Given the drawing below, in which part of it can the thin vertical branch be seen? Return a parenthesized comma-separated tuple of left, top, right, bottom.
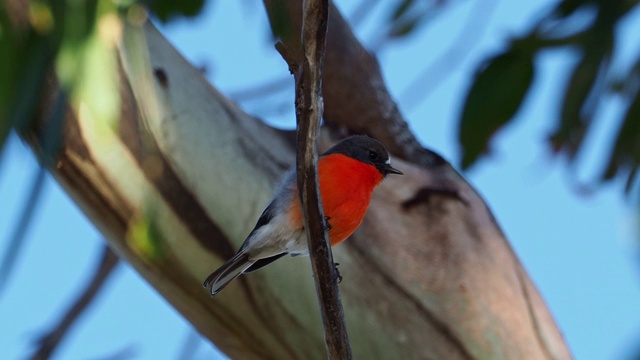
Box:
(293, 0, 352, 358)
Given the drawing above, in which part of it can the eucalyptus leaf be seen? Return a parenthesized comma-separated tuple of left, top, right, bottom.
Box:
(458, 49, 535, 169)
(266, 0, 293, 42)
(555, 0, 592, 18)
(149, 0, 206, 23)
(1, 2, 64, 149)
(389, 16, 421, 38)
(549, 18, 613, 160)
(390, 0, 415, 22)
(0, 12, 20, 150)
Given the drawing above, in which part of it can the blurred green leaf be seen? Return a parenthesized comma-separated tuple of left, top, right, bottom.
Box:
(0, 2, 60, 152)
(0, 0, 106, 154)
(55, 0, 99, 90)
(127, 211, 166, 262)
(266, 0, 293, 42)
(554, 0, 593, 18)
(609, 53, 640, 96)
(510, 0, 640, 201)
(548, 52, 604, 157)
(148, 0, 206, 23)
(0, 10, 19, 148)
(458, 49, 536, 169)
(390, 0, 415, 21)
(54, 0, 123, 139)
(386, 0, 436, 39)
(388, 16, 421, 38)
(548, 13, 613, 159)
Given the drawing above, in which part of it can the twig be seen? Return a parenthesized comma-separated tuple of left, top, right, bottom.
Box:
(29, 245, 119, 360)
(291, 0, 352, 358)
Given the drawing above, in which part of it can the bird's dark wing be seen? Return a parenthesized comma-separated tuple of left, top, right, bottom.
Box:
(244, 253, 287, 273)
(239, 201, 277, 252)
(237, 169, 296, 270)
(252, 202, 275, 232)
(239, 169, 296, 252)
(239, 202, 289, 272)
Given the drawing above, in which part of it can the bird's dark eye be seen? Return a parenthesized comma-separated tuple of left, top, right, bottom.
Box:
(368, 151, 378, 161)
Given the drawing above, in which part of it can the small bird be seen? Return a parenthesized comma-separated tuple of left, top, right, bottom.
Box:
(203, 135, 402, 296)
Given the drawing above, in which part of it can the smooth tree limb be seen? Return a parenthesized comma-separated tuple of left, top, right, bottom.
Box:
(292, 0, 352, 359)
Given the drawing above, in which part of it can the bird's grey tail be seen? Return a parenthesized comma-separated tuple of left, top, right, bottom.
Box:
(203, 251, 256, 297)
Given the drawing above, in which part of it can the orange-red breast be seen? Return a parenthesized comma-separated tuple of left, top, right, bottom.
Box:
(203, 135, 402, 296)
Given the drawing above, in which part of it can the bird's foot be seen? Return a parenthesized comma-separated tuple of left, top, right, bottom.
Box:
(324, 216, 332, 231)
(334, 262, 343, 284)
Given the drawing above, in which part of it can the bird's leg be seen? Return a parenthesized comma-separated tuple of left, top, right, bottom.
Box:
(322, 216, 340, 282)
(334, 262, 343, 284)
(324, 216, 332, 231)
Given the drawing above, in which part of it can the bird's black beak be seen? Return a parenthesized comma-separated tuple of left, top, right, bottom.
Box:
(383, 164, 403, 175)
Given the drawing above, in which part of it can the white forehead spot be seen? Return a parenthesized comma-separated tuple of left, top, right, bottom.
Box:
(386, 157, 391, 165)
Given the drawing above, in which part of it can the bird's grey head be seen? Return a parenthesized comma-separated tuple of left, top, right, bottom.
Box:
(323, 135, 403, 176)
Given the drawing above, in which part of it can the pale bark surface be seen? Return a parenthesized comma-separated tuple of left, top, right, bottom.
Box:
(26, 4, 572, 360)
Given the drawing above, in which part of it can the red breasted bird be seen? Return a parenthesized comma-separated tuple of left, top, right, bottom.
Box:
(203, 135, 403, 296)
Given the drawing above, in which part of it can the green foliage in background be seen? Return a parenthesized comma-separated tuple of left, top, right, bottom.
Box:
(0, 0, 206, 296)
(1, 0, 639, 357)
(0, 0, 205, 156)
(457, 0, 640, 200)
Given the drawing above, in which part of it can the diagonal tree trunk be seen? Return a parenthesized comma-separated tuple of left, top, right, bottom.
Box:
(24, 3, 572, 360)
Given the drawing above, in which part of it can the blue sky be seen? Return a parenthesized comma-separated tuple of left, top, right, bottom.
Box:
(2, 1, 640, 359)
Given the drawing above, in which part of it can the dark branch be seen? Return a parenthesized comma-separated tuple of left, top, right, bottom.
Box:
(291, 0, 352, 358)
(29, 245, 119, 360)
